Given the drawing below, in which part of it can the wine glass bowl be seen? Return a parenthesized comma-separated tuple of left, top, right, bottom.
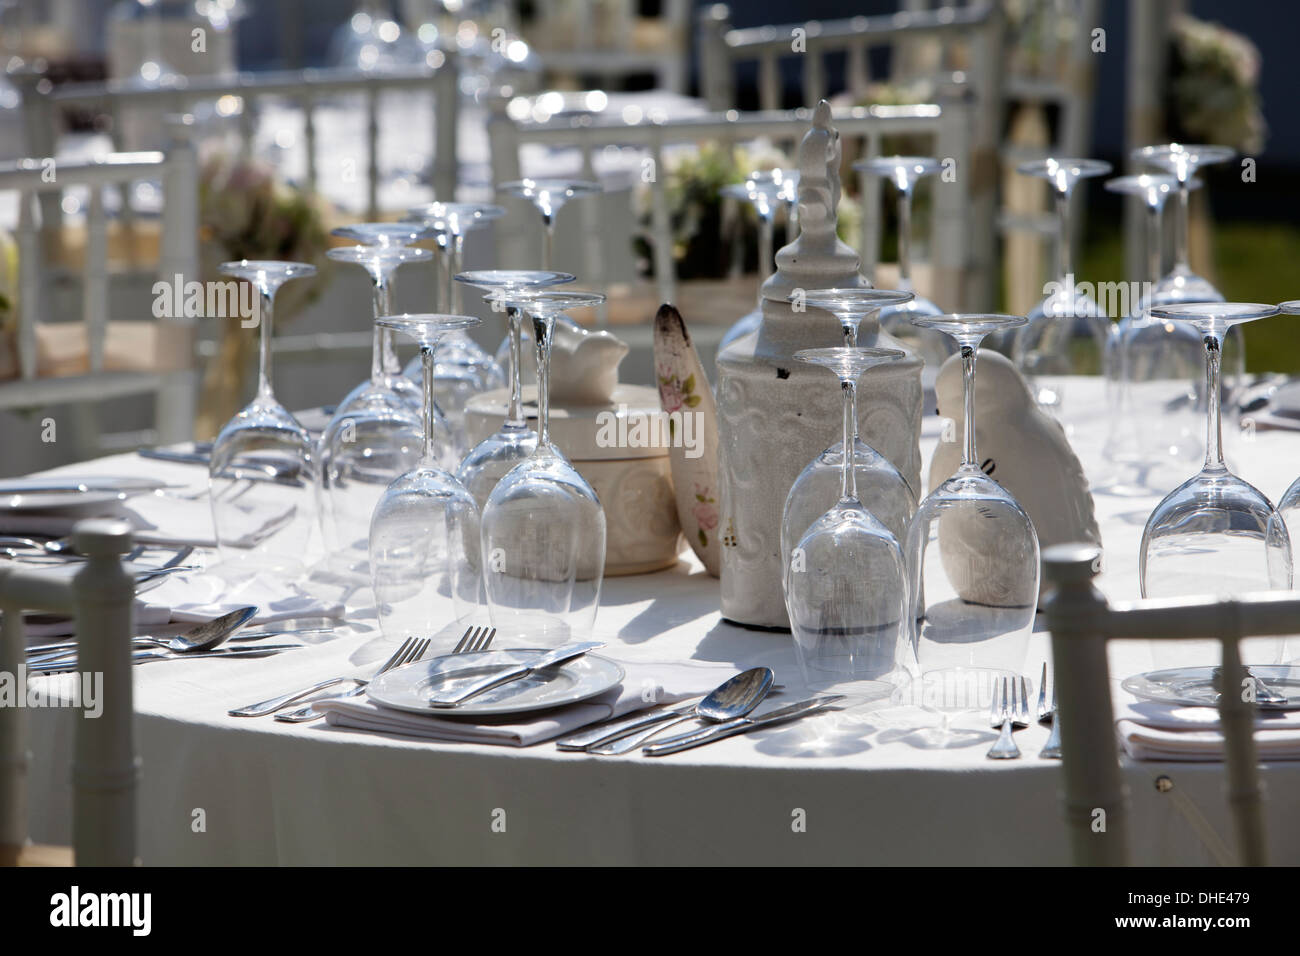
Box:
(783, 346, 913, 700)
(369, 313, 484, 644)
(480, 289, 607, 646)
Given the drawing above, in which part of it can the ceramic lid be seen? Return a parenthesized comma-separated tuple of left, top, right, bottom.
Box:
(464, 383, 679, 460)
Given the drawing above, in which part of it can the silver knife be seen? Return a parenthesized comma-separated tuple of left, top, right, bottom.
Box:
(30, 644, 300, 671)
(642, 695, 845, 757)
(554, 696, 705, 751)
(426, 642, 604, 708)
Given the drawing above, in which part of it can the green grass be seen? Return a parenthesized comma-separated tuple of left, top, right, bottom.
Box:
(1078, 222, 1300, 373)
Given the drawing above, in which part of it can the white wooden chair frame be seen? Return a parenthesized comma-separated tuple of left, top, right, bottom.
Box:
(694, 3, 1002, 309)
(1043, 543, 1278, 866)
(10, 57, 461, 224)
(0, 519, 138, 866)
(0, 114, 200, 451)
(487, 97, 974, 315)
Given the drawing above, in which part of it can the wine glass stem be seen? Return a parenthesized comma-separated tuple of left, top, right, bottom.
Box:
(420, 344, 437, 465)
(961, 344, 978, 468)
(897, 187, 913, 288)
(370, 267, 400, 374)
(840, 377, 858, 501)
(1203, 333, 1225, 471)
(450, 233, 464, 313)
(1054, 186, 1073, 283)
(533, 312, 555, 447)
(1145, 200, 1164, 286)
(1175, 182, 1191, 270)
(370, 323, 384, 384)
(542, 214, 555, 271)
(256, 285, 274, 398)
(433, 235, 448, 312)
(505, 306, 525, 428)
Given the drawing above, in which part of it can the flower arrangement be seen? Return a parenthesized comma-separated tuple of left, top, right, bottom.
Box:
(634, 140, 862, 280)
(194, 150, 332, 437)
(1168, 14, 1267, 154)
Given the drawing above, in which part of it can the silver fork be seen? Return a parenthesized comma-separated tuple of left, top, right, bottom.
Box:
(230, 635, 420, 717)
(272, 625, 495, 723)
(1040, 667, 1062, 760)
(987, 675, 1029, 760)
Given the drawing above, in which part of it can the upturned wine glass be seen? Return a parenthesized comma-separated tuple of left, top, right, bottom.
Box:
(781, 289, 918, 558)
(369, 313, 484, 645)
(327, 226, 432, 414)
(853, 156, 954, 371)
(1099, 174, 1205, 494)
(1140, 303, 1290, 597)
(1133, 143, 1234, 303)
(209, 260, 318, 579)
(1011, 158, 1113, 418)
(480, 289, 607, 647)
(1272, 301, 1300, 614)
(783, 346, 913, 702)
(905, 314, 1038, 718)
(403, 202, 508, 453)
(717, 169, 800, 353)
(454, 269, 575, 510)
(498, 178, 602, 271)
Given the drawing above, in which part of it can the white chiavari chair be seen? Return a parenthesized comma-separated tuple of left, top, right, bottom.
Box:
(694, 2, 1002, 310)
(0, 113, 199, 458)
(487, 94, 975, 320)
(1043, 543, 1277, 866)
(0, 519, 138, 867)
(10, 55, 461, 224)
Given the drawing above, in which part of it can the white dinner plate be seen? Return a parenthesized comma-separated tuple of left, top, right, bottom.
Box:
(0, 476, 169, 512)
(366, 648, 625, 717)
(1123, 665, 1300, 710)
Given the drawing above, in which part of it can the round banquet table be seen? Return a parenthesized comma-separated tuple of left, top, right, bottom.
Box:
(21, 378, 1300, 865)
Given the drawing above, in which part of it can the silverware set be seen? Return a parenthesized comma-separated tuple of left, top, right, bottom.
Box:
(984, 665, 1061, 761)
(553, 666, 842, 757)
(24, 606, 310, 673)
(231, 626, 495, 721)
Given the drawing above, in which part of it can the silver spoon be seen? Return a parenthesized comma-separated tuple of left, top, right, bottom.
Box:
(135, 605, 260, 653)
(586, 666, 775, 755)
(26, 605, 259, 659)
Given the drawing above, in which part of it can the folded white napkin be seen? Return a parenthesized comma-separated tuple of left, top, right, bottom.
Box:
(145, 570, 345, 627)
(0, 492, 292, 550)
(318, 657, 738, 747)
(1116, 699, 1300, 762)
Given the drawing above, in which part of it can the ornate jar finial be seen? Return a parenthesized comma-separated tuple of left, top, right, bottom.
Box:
(765, 100, 863, 300)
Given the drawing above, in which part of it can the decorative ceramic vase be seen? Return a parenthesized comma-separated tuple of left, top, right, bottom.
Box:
(465, 321, 683, 577)
(715, 102, 923, 628)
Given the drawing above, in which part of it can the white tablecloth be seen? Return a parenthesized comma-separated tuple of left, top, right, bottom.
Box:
(22, 379, 1300, 865)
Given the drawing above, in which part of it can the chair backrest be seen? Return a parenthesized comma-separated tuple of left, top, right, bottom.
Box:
(487, 95, 976, 315)
(1042, 543, 1280, 866)
(527, 0, 691, 93)
(0, 114, 200, 452)
(10, 57, 461, 221)
(0, 519, 138, 866)
(695, 3, 1002, 309)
